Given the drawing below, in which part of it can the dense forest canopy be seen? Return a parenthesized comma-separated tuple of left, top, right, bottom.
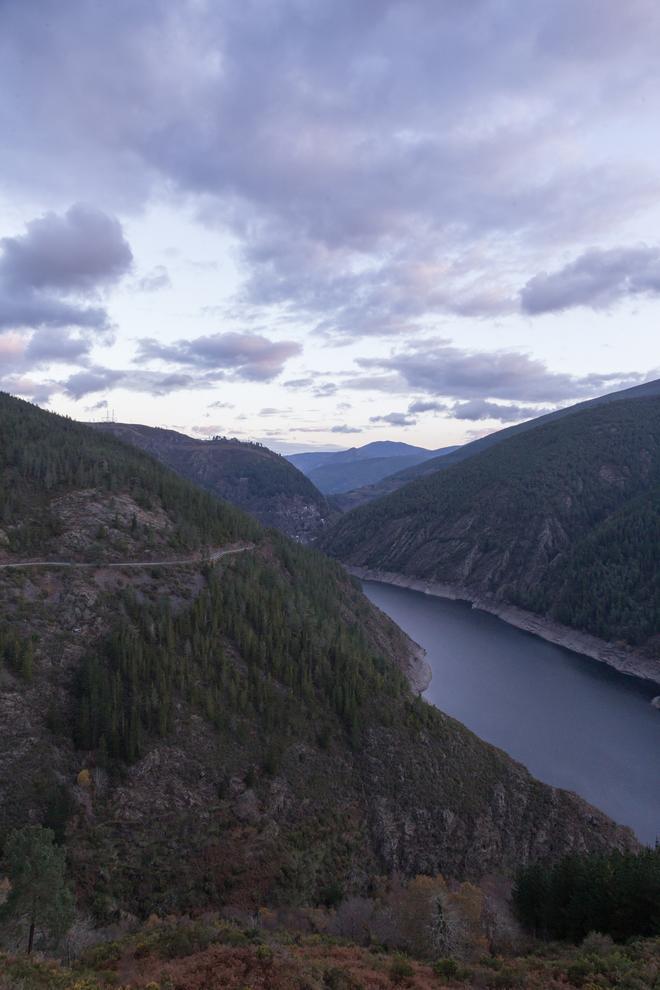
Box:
(323, 396, 660, 652)
(0, 393, 258, 553)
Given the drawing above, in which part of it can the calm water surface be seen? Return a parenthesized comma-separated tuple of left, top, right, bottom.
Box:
(362, 580, 660, 845)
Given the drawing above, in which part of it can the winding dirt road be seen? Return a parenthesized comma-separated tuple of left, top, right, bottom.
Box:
(0, 543, 253, 570)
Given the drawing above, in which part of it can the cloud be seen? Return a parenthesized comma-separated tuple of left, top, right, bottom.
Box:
(24, 327, 92, 364)
(136, 331, 301, 381)
(370, 411, 417, 427)
(259, 406, 291, 416)
(284, 377, 314, 389)
(450, 399, 556, 421)
(62, 367, 207, 400)
(136, 265, 171, 292)
(408, 398, 447, 414)
(521, 245, 660, 314)
(2, 2, 660, 342)
(0, 204, 132, 334)
(359, 339, 653, 404)
(1, 203, 132, 293)
(290, 423, 362, 434)
(207, 399, 234, 409)
(313, 382, 338, 397)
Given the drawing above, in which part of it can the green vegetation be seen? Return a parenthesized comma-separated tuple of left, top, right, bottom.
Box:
(91, 422, 330, 539)
(74, 539, 409, 762)
(0, 826, 74, 954)
(523, 488, 660, 644)
(514, 846, 660, 942)
(324, 396, 660, 652)
(0, 623, 34, 681)
(0, 391, 637, 926)
(1, 916, 660, 990)
(0, 392, 257, 553)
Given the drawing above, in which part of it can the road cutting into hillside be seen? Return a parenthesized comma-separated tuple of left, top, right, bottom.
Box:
(0, 543, 253, 570)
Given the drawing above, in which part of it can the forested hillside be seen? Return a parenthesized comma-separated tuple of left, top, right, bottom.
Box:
(0, 392, 635, 924)
(0, 394, 254, 558)
(336, 377, 660, 509)
(90, 422, 332, 542)
(323, 395, 660, 659)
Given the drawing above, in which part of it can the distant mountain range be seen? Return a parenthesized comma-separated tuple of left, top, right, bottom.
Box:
(90, 422, 333, 541)
(322, 379, 660, 666)
(288, 440, 459, 494)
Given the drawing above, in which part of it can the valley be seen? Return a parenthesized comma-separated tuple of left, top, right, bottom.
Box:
(2, 393, 637, 935)
(362, 579, 660, 845)
(3, 4, 660, 982)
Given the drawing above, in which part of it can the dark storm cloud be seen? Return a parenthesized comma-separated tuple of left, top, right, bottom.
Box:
(521, 245, 660, 314)
(2, 1, 660, 336)
(358, 341, 652, 403)
(136, 331, 301, 381)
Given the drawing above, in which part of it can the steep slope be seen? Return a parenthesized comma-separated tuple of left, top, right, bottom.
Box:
(292, 441, 458, 495)
(89, 422, 332, 542)
(0, 394, 636, 923)
(338, 377, 660, 508)
(323, 396, 660, 666)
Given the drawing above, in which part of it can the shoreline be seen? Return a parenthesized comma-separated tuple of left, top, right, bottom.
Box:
(348, 565, 660, 689)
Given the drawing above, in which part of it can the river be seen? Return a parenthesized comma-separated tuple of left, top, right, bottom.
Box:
(362, 580, 660, 846)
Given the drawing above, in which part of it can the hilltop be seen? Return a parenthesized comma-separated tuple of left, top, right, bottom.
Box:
(89, 422, 332, 542)
(0, 392, 636, 925)
(289, 441, 457, 495)
(322, 394, 660, 674)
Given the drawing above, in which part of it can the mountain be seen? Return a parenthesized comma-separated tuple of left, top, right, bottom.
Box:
(289, 441, 458, 494)
(0, 392, 635, 922)
(323, 393, 660, 665)
(335, 378, 660, 508)
(89, 422, 332, 542)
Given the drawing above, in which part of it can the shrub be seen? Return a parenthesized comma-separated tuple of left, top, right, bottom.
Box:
(434, 957, 461, 979)
(389, 954, 414, 984)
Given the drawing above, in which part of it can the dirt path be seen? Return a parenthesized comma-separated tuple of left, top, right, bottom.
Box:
(0, 543, 253, 570)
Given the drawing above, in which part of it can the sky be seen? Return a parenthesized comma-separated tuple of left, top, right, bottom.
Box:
(1, 0, 659, 453)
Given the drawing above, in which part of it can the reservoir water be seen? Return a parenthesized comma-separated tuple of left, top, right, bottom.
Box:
(362, 580, 660, 846)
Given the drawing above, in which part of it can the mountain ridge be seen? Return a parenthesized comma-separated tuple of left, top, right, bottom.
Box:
(335, 377, 660, 508)
(88, 421, 333, 542)
(322, 393, 660, 672)
(290, 441, 459, 494)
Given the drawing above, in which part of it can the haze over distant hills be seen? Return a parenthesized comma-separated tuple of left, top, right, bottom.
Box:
(323, 384, 660, 667)
(288, 440, 459, 494)
(90, 422, 333, 542)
